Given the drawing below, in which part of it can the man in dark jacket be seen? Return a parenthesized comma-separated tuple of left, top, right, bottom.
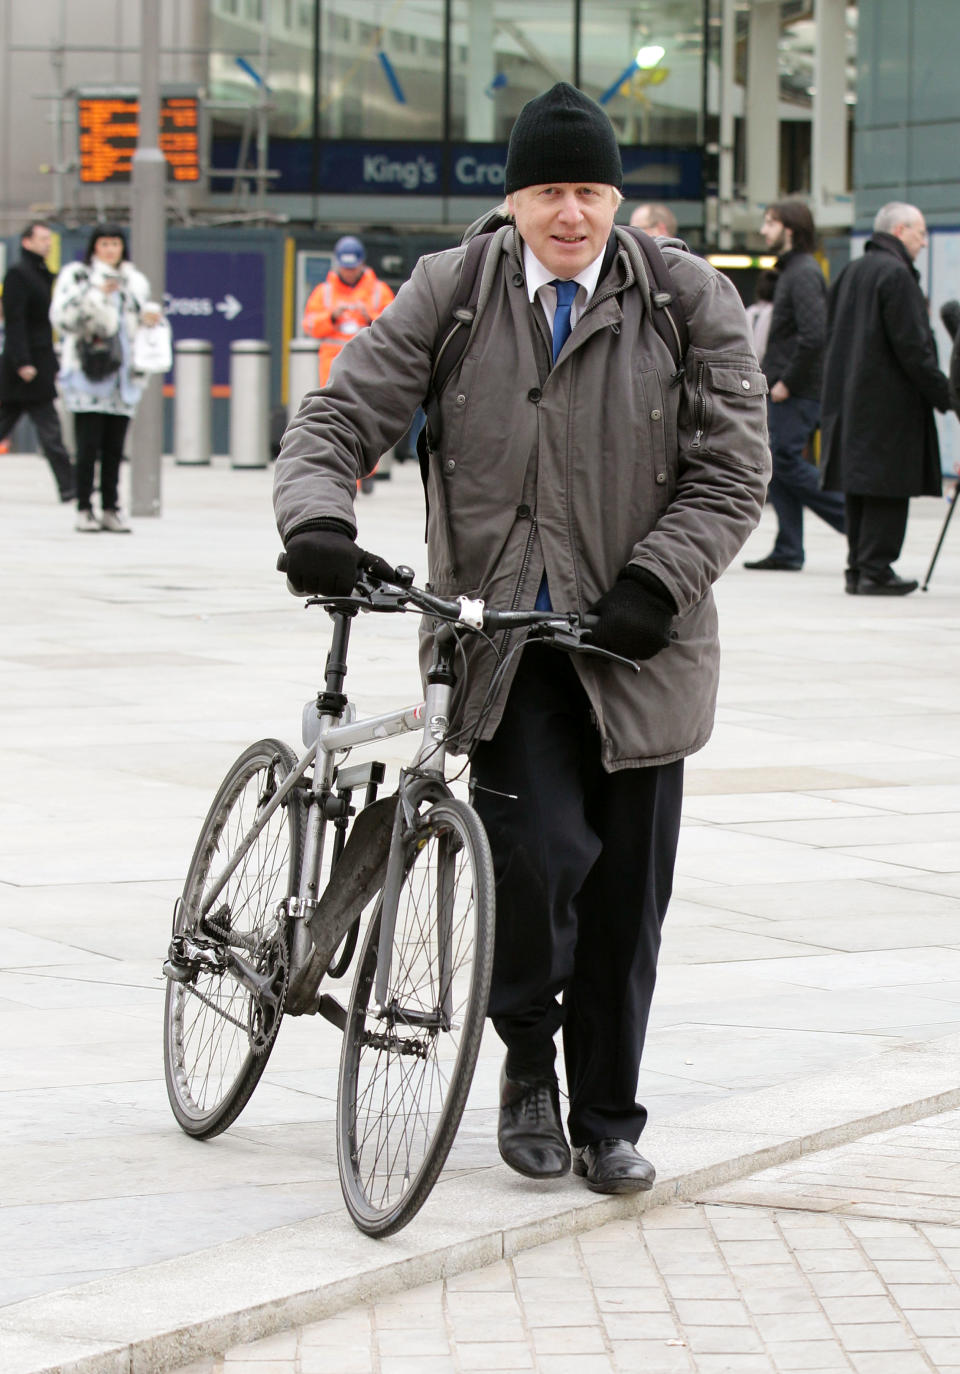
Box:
(275, 84, 769, 1196)
(745, 199, 845, 573)
(0, 222, 75, 501)
(821, 203, 951, 595)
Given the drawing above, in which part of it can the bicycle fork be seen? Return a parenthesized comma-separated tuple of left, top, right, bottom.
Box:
(373, 627, 458, 1015)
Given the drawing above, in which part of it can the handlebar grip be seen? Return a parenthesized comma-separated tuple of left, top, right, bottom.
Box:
(276, 552, 288, 574)
(357, 548, 401, 583)
(581, 613, 600, 636)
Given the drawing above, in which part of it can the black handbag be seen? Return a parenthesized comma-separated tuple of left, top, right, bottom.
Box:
(78, 331, 123, 381)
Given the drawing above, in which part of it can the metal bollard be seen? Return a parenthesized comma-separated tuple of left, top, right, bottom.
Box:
(229, 339, 270, 469)
(173, 339, 212, 466)
(288, 336, 320, 425)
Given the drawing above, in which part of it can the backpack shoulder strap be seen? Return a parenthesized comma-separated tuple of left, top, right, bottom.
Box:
(427, 231, 494, 403)
(417, 232, 497, 510)
(621, 226, 690, 375)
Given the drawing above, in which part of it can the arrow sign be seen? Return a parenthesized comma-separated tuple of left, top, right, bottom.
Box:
(216, 293, 242, 321)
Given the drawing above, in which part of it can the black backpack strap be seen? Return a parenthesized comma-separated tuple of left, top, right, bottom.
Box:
(417, 230, 496, 498)
(622, 226, 689, 379)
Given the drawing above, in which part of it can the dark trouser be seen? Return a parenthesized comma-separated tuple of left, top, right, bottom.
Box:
(0, 400, 74, 498)
(74, 411, 129, 513)
(767, 396, 846, 564)
(845, 493, 910, 582)
(471, 646, 684, 1147)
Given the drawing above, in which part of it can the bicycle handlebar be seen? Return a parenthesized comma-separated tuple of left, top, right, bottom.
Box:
(277, 547, 637, 668)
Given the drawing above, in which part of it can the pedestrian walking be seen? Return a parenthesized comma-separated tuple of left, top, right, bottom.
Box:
(0, 221, 75, 502)
(821, 202, 952, 595)
(745, 199, 845, 572)
(275, 84, 770, 1195)
(50, 223, 159, 534)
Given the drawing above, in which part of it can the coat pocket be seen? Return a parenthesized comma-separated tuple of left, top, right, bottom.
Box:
(688, 353, 768, 470)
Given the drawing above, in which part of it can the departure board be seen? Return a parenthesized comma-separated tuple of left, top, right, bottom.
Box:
(77, 89, 201, 184)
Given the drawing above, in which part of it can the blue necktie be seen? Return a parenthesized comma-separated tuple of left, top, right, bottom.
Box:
(551, 278, 578, 363)
(535, 280, 579, 612)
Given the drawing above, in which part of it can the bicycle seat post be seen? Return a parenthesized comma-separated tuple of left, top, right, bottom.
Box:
(292, 610, 355, 975)
(313, 611, 353, 788)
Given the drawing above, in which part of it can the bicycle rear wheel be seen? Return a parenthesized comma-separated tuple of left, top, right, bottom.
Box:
(337, 797, 495, 1237)
(163, 739, 304, 1138)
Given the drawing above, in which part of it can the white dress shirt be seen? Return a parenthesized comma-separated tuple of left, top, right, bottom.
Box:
(521, 242, 606, 334)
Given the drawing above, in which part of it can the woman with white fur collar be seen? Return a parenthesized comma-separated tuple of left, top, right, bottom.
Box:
(51, 222, 158, 533)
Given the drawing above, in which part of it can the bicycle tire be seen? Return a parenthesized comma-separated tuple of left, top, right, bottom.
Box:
(337, 796, 495, 1236)
(163, 738, 305, 1138)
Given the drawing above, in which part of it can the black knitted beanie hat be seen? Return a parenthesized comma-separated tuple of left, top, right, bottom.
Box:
(504, 82, 622, 194)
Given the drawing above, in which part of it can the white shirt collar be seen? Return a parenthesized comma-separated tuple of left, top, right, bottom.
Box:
(520, 241, 606, 326)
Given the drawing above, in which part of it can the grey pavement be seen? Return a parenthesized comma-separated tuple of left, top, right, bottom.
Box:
(177, 1106, 960, 1374)
(2, 451, 960, 1373)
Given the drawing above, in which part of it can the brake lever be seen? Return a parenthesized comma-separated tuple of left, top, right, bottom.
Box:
(530, 624, 642, 674)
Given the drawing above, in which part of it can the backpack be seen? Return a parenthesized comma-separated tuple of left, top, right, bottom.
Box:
(416, 219, 690, 495)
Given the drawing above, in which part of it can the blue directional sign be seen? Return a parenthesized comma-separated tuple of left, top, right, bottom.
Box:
(163, 250, 266, 383)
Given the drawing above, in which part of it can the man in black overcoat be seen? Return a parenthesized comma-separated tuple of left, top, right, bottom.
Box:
(0, 221, 75, 501)
(821, 202, 950, 595)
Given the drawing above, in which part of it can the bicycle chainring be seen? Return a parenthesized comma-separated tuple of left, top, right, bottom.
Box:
(248, 918, 290, 1055)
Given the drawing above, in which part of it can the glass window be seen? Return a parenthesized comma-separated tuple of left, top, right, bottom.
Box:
(319, 0, 446, 138)
(579, 1, 705, 147)
(450, 0, 575, 143)
(209, 0, 317, 140)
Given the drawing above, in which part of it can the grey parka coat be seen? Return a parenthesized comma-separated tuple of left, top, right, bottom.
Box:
(275, 225, 771, 769)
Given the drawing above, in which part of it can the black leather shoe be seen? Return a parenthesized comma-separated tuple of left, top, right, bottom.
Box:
(845, 570, 859, 595)
(743, 555, 803, 571)
(858, 573, 918, 596)
(498, 1065, 570, 1179)
(572, 1138, 656, 1194)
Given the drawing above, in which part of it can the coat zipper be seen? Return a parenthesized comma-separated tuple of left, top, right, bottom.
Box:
(690, 361, 705, 449)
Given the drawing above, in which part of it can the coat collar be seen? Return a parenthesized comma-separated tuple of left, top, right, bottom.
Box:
(867, 231, 920, 281)
(20, 247, 52, 278)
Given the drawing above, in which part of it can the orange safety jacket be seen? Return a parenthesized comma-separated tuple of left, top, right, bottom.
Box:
(302, 267, 395, 385)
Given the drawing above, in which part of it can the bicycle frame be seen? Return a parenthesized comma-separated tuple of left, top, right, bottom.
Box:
(195, 606, 459, 1009)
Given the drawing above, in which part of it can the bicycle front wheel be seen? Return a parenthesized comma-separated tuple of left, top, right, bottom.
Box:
(337, 797, 495, 1236)
(163, 739, 304, 1138)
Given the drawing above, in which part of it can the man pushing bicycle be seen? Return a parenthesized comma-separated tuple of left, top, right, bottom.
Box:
(275, 83, 770, 1195)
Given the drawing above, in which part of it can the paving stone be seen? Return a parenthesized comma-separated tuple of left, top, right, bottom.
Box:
(832, 1322, 918, 1351)
(530, 1326, 608, 1354)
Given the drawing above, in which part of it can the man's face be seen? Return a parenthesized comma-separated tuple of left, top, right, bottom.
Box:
(761, 212, 787, 253)
(23, 225, 52, 259)
(896, 214, 928, 261)
(336, 262, 365, 285)
(508, 183, 618, 279)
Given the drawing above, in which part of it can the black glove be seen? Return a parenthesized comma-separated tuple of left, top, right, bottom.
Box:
(283, 525, 361, 595)
(588, 567, 676, 661)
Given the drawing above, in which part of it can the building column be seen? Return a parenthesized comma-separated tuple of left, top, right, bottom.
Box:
(465, 0, 495, 141)
(746, 0, 780, 215)
(812, 0, 849, 219)
(717, 0, 737, 249)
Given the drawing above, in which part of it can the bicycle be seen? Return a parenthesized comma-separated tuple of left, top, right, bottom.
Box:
(161, 550, 627, 1236)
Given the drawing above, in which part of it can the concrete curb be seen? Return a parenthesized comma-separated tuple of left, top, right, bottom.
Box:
(6, 1033, 960, 1374)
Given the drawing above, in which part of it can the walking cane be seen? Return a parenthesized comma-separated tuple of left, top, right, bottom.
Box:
(922, 485, 958, 591)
